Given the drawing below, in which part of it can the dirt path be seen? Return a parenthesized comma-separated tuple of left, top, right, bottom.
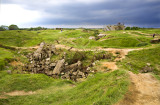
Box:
(5, 91, 36, 96)
(116, 72, 160, 105)
(0, 91, 36, 99)
(101, 62, 118, 71)
(0, 96, 7, 99)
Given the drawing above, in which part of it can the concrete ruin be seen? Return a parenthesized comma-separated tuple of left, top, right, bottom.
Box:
(97, 34, 107, 38)
(150, 39, 160, 43)
(23, 42, 87, 81)
(104, 23, 125, 31)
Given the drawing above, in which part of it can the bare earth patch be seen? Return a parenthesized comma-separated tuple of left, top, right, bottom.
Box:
(5, 91, 36, 96)
(0, 96, 7, 99)
(102, 62, 118, 71)
(116, 72, 160, 105)
(10, 61, 23, 67)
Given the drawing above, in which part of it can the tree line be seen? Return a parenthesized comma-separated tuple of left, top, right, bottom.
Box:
(0, 24, 47, 31)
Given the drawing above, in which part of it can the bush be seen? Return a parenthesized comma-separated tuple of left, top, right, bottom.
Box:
(125, 27, 131, 30)
(27, 27, 47, 31)
(9, 24, 19, 30)
(0, 27, 5, 31)
(136, 42, 149, 47)
(125, 27, 140, 30)
(131, 27, 140, 30)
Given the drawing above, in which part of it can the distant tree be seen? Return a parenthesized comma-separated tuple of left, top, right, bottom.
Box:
(125, 27, 131, 30)
(9, 24, 19, 30)
(131, 27, 140, 30)
(0, 27, 5, 31)
(125, 26, 140, 30)
(0, 25, 9, 31)
(27, 26, 47, 31)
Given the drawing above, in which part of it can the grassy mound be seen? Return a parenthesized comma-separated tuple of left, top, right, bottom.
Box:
(0, 70, 129, 105)
(67, 36, 151, 48)
(0, 29, 154, 48)
(118, 45, 160, 75)
(0, 48, 14, 70)
(102, 37, 150, 48)
(0, 30, 42, 47)
(0, 71, 60, 94)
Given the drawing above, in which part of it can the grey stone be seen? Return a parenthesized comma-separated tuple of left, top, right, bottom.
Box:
(7, 70, 12, 74)
(89, 36, 96, 40)
(53, 59, 65, 75)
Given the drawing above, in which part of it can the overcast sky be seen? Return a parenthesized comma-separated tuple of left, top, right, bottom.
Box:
(0, 0, 160, 28)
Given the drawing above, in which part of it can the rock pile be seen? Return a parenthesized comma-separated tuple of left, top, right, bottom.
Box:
(150, 39, 160, 43)
(23, 42, 87, 81)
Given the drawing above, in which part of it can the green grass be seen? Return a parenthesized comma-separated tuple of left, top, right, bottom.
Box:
(1, 28, 159, 105)
(37, 29, 92, 43)
(64, 36, 151, 49)
(118, 45, 160, 74)
(0, 48, 14, 70)
(51, 49, 113, 67)
(0, 70, 129, 105)
(0, 30, 42, 47)
(0, 29, 154, 48)
(138, 28, 160, 34)
(154, 74, 160, 81)
(0, 71, 64, 94)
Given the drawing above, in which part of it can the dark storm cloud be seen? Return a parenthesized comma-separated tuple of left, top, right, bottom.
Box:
(2, 0, 160, 27)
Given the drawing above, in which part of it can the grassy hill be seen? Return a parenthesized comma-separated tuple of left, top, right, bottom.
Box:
(0, 48, 14, 70)
(0, 70, 129, 105)
(0, 29, 157, 48)
(118, 45, 160, 75)
(0, 28, 160, 105)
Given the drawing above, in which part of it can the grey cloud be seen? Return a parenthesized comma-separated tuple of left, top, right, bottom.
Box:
(2, 0, 160, 27)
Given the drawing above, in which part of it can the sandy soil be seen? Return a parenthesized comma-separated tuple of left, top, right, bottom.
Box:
(5, 91, 36, 96)
(116, 72, 160, 105)
(10, 61, 23, 67)
(101, 62, 118, 71)
(0, 91, 36, 99)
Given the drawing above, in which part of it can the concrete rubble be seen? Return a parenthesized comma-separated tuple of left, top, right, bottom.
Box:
(89, 36, 96, 40)
(150, 39, 160, 43)
(97, 34, 107, 38)
(23, 42, 87, 81)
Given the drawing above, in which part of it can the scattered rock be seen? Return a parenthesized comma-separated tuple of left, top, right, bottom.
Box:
(140, 66, 153, 73)
(89, 36, 96, 40)
(7, 70, 12, 74)
(150, 39, 160, 43)
(146, 63, 151, 66)
(98, 34, 106, 38)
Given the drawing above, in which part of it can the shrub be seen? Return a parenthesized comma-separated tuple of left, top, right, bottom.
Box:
(125, 27, 131, 30)
(125, 27, 140, 30)
(136, 42, 149, 47)
(0, 27, 5, 31)
(9, 24, 19, 30)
